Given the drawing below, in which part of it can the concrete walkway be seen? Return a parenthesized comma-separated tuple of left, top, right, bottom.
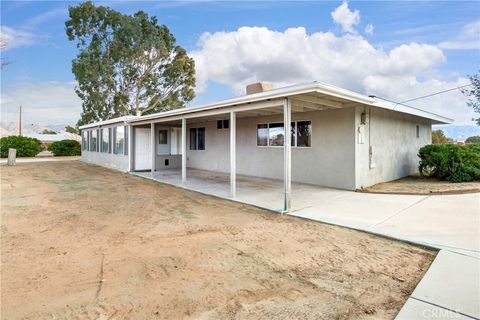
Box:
(133, 169, 480, 319)
(0, 156, 80, 164)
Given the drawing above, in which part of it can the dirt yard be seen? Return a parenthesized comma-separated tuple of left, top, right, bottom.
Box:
(363, 174, 480, 195)
(1, 162, 435, 320)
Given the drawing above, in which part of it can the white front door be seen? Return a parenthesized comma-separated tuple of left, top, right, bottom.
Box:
(134, 127, 151, 171)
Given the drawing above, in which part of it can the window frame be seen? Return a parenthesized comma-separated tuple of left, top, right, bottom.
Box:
(189, 127, 206, 151)
(114, 126, 125, 155)
(158, 129, 168, 145)
(100, 128, 110, 153)
(216, 119, 230, 129)
(89, 129, 98, 152)
(81, 131, 87, 151)
(256, 121, 312, 148)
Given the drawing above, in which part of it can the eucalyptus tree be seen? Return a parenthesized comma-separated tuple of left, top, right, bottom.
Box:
(66, 1, 195, 125)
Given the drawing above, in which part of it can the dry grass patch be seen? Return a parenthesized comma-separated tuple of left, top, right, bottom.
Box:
(1, 162, 435, 319)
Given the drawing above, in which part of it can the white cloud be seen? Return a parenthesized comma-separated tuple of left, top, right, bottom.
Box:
(0, 26, 36, 50)
(190, 27, 475, 124)
(0, 81, 82, 125)
(331, 1, 360, 33)
(438, 20, 480, 50)
(364, 23, 374, 35)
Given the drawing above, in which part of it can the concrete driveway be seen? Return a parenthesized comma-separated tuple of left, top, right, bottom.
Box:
(288, 189, 480, 320)
(289, 189, 480, 258)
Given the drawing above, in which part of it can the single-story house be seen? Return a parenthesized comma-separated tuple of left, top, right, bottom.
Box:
(79, 82, 452, 211)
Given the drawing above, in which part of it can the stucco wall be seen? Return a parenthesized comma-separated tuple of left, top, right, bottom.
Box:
(81, 151, 129, 172)
(354, 106, 432, 189)
(185, 108, 357, 190)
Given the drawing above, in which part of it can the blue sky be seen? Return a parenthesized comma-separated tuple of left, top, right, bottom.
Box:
(1, 1, 479, 126)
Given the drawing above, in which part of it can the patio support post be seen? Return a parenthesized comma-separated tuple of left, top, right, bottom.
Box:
(283, 98, 292, 212)
(230, 111, 236, 198)
(181, 118, 187, 183)
(128, 125, 133, 172)
(150, 123, 155, 173)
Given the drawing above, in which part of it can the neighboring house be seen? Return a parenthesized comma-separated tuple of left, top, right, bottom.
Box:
(79, 82, 452, 210)
(24, 132, 81, 150)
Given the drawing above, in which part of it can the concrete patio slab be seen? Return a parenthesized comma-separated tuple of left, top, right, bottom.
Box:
(402, 250, 480, 319)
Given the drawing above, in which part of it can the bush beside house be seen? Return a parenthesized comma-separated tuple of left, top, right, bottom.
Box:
(48, 139, 81, 156)
(418, 144, 480, 182)
(0, 136, 42, 158)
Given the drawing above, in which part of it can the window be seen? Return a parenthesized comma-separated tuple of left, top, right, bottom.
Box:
(416, 125, 420, 138)
(189, 127, 205, 150)
(269, 123, 284, 146)
(81, 131, 87, 151)
(90, 129, 97, 151)
(197, 128, 205, 150)
(296, 121, 312, 147)
(257, 124, 268, 146)
(114, 126, 125, 154)
(189, 128, 197, 150)
(217, 119, 230, 129)
(159, 129, 168, 144)
(101, 128, 109, 153)
(257, 121, 312, 147)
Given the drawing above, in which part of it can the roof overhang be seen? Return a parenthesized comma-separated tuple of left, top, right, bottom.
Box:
(79, 82, 453, 129)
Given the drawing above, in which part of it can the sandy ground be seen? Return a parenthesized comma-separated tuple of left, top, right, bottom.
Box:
(1, 162, 435, 320)
(363, 175, 480, 195)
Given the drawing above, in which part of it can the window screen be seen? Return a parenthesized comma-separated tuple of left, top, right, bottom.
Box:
(159, 130, 168, 144)
(197, 128, 205, 150)
(189, 128, 197, 150)
(114, 126, 125, 154)
(90, 130, 97, 151)
(101, 128, 109, 153)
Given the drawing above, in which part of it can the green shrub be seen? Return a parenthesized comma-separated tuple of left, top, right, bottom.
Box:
(0, 136, 41, 158)
(48, 140, 81, 156)
(418, 144, 480, 182)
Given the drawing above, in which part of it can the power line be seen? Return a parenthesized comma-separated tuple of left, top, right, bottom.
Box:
(370, 84, 472, 115)
(399, 84, 471, 103)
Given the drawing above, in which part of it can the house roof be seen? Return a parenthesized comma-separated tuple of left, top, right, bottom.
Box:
(24, 132, 81, 142)
(79, 82, 453, 129)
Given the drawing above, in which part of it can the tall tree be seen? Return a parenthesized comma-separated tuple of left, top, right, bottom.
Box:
(66, 2, 195, 126)
(462, 71, 479, 126)
(431, 129, 452, 144)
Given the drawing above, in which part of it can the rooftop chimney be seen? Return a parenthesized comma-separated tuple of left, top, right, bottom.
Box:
(246, 82, 273, 95)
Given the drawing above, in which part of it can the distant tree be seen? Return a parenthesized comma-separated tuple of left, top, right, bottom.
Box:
(465, 135, 480, 144)
(41, 129, 57, 134)
(65, 125, 79, 135)
(65, 1, 195, 127)
(462, 71, 480, 126)
(432, 130, 452, 144)
(0, 37, 12, 69)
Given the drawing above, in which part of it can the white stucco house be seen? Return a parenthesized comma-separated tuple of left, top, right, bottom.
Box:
(79, 82, 452, 211)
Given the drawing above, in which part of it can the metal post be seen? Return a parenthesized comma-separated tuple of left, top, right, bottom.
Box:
(283, 98, 292, 212)
(150, 123, 155, 173)
(230, 111, 236, 198)
(181, 118, 187, 183)
(128, 125, 133, 172)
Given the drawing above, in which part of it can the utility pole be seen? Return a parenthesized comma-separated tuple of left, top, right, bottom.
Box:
(19, 105, 22, 136)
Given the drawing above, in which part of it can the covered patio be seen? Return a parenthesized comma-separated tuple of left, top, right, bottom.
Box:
(132, 167, 338, 213)
(127, 83, 374, 212)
